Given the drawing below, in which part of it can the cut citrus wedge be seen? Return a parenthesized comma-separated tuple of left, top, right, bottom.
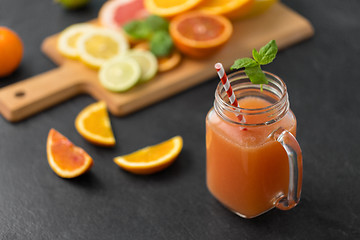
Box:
(77, 28, 129, 68)
(144, 0, 204, 18)
(194, 0, 254, 20)
(99, 56, 141, 92)
(157, 50, 182, 72)
(47, 129, 93, 178)
(126, 49, 158, 82)
(133, 42, 182, 72)
(57, 23, 97, 59)
(99, 0, 149, 30)
(114, 136, 183, 174)
(169, 11, 233, 58)
(75, 101, 116, 147)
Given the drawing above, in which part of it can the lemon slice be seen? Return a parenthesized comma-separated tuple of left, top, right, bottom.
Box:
(126, 49, 158, 82)
(99, 56, 141, 92)
(57, 23, 96, 59)
(77, 28, 129, 68)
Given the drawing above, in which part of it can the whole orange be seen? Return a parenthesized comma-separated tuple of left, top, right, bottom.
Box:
(0, 26, 23, 77)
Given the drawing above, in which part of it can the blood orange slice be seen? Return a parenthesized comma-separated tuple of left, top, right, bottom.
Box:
(169, 11, 233, 58)
(99, 0, 149, 30)
(47, 129, 93, 178)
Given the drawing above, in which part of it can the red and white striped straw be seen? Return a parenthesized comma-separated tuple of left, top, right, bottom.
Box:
(215, 63, 243, 121)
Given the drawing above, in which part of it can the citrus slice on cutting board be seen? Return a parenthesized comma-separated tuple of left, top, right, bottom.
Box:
(99, 56, 141, 92)
(114, 136, 183, 174)
(57, 23, 97, 59)
(126, 49, 158, 82)
(194, 0, 254, 20)
(157, 50, 182, 72)
(133, 42, 182, 72)
(75, 101, 116, 146)
(169, 11, 233, 58)
(241, 0, 278, 18)
(144, 0, 204, 18)
(47, 129, 93, 178)
(99, 0, 149, 30)
(77, 28, 129, 68)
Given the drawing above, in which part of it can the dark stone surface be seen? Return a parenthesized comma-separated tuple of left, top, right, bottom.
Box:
(0, 0, 359, 239)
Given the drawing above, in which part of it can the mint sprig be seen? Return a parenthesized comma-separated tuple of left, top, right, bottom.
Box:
(231, 40, 278, 86)
(150, 30, 173, 57)
(123, 15, 173, 57)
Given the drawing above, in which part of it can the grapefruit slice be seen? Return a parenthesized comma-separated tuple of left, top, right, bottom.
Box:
(47, 129, 93, 178)
(99, 0, 149, 30)
(169, 11, 233, 58)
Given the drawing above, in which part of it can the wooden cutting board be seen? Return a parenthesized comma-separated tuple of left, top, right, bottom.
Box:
(0, 3, 314, 122)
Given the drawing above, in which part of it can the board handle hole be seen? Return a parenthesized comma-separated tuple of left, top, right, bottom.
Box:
(15, 91, 25, 98)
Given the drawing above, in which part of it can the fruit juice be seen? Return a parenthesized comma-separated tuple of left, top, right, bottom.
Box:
(206, 96, 297, 218)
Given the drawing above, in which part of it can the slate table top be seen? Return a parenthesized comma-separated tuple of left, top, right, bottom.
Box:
(0, 0, 359, 239)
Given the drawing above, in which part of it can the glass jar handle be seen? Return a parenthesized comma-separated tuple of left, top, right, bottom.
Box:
(271, 127, 303, 210)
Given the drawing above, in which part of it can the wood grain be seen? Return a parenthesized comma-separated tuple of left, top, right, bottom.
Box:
(0, 3, 314, 122)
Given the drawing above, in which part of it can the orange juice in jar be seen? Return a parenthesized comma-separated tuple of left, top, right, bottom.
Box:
(206, 70, 303, 218)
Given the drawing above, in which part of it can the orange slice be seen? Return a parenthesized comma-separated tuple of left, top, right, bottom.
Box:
(194, 0, 254, 20)
(114, 136, 183, 174)
(157, 50, 182, 72)
(133, 41, 182, 72)
(75, 101, 116, 147)
(144, 0, 204, 18)
(47, 129, 93, 178)
(169, 11, 233, 58)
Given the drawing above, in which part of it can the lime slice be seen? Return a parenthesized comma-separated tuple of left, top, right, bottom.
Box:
(57, 23, 96, 59)
(77, 28, 129, 68)
(99, 56, 141, 92)
(126, 49, 158, 82)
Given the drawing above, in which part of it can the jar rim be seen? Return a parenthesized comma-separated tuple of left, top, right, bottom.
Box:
(215, 70, 288, 112)
(214, 70, 289, 126)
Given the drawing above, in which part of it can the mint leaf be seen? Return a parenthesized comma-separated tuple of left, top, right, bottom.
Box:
(150, 30, 173, 57)
(257, 40, 278, 65)
(123, 20, 152, 40)
(229, 40, 278, 88)
(244, 65, 268, 84)
(231, 58, 258, 70)
(252, 48, 261, 63)
(123, 15, 172, 56)
(145, 15, 169, 32)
